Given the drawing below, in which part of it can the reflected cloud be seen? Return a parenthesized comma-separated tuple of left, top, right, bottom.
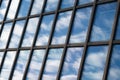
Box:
(0, 52, 4, 66)
(79, 0, 94, 5)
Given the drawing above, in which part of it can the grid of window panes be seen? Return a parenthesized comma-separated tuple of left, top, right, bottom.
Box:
(0, 0, 120, 80)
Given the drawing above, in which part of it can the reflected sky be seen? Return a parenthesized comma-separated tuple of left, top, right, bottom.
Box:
(69, 7, 92, 43)
(0, 23, 12, 49)
(79, 0, 93, 5)
(51, 11, 72, 45)
(115, 15, 120, 40)
(42, 48, 63, 80)
(0, 52, 4, 66)
(36, 14, 54, 46)
(12, 50, 30, 80)
(107, 45, 120, 80)
(82, 46, 108, 80)
(9, 20, 25, 48)
(90, 2, 117, 42)
(22, 17, 39, 47)
(0, 51, 16, 80)
(26, 50, 45, 80)
(61, 47, 84, 80)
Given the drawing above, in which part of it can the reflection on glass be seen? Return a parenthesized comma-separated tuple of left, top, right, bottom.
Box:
(51, 11, 72, 44)
(45, 0, 59, 12)
(0, 51, 16, 80)
(0, 24, 1, 30)
(115, 15, 120, 40)
(17, 0, 31, 18)
(30, 0, 44, 15)
(107, 45, 120, 80)
(27, 50, 45, 80)
(6, 0, 20, 20)
(82, 46, 108, 80)
(61, 47, 84, 80)
(0, 52, 4, 66)
(61, 0, 75, 9)
(0, 23, 12, 49)
(9, 20, 25, 48)
(90, 2, 117, 42)
(12, 50, 30, 80)
(42, 48, 63, 80)
(69, 7, 92, 43)
(0, 0, 9, 22)
(36, 14, 54, 46)
(22, 17, 39, 47)
(79, 0, 93, 5)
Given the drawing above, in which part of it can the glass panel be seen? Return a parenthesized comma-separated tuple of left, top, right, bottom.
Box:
(6, 0, 20, 20)
(17, 0, 31, 18)
(27, 50, 45, 80)
(45, 0, 59, 12)
(79, 0, 93, 5)
(60, 0, 75, 9)
(0, 23, 12, 49)
(42, 48, 63, 80)
(0, 24, 1, 30)
(90, 2, 117, 42)
(107, 45, 120, 80)
(0, 0, 9, 22)
(0, 51, 16, 80)
(51, 11, 72, 44)
(115, 15, 120, 39)
(30, 0, 44, 15)
(22, 17, 39, 47)
(36, 14, 54, 46)
(82, 46, 108, 80)
(0, 52, 4, 66)
(69, 7, 92, 43)
(12, 50, 30, 80)
(9, 20, 25, 48)
(61, 47, 84, 80)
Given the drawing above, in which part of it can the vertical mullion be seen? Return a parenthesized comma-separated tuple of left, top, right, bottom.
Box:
(77, 0, 97, 79)
(102, 1, 120, 80)
(56, 0, 79, 80)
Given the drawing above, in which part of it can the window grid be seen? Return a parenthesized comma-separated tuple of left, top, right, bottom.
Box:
(0, 0, 119, 80)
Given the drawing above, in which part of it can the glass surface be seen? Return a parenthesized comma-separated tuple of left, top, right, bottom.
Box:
(36, 14, 54, 46)
(27, 50, 45, 80)
(82, 46, 108, 80)
(61, 47, 84, 80)
(90, 2, 117, 41)
(79, 0, 93, 5)
(6, 0, 20, 20)
(0, 23, 12, 49)
(115, 15, 120, 40)
(9, 20, 25, 48)
(42, 48, 63, 80)
(0, 51, 16, 80)
(0, 52, 4, 66)
(0, 24, 1, 30)
(17, 0, 31, 18)
(22, 17, 39, 47)
(69, 7, 92, 43)
(107, 45, 120, 80)
(12, 50, 30, 80)
(51, 11, 72, 44)
(30, 0, 44, 15)
(0, 0, 9, 22)
(60, 0, 75, 9)
(45, 0, 59, 12)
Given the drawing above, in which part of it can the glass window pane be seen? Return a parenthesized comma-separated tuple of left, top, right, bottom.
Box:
(12, 50, 30, 80)
(51, 11, 72, 44)
(79, 0, 93, 5)
(30, 0, 44, 15)
(17, 0, 31, 18)
(22, 17, 39, 47)
(90, 2, 117, 42)
(69, 7, 92, 43)
(27, 50, 45, 80)
(82, 46, 108, 80)
(36, 14, 54, 46)
(6, 0, 20, 20)
(0, 52, 4, 66)
(0, 0, 9, 22)
(61, 47, 84, 80)
(0, 23, 12, 49)
(0, 51, 16, 80)
(45, 0, 59, 12)
(42, 48, 63, 80)
(115, 15, 120, 40)
(9, 20, 25, 48)
(107, 45, 120, 80)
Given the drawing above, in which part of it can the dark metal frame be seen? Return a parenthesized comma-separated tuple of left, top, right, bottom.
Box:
(0, 0, 120, 80)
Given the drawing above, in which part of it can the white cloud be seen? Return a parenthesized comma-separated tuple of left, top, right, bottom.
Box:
(61, 75, 77, 80)
(42, 75, 56, 80)
(52, 35, 66, 44)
